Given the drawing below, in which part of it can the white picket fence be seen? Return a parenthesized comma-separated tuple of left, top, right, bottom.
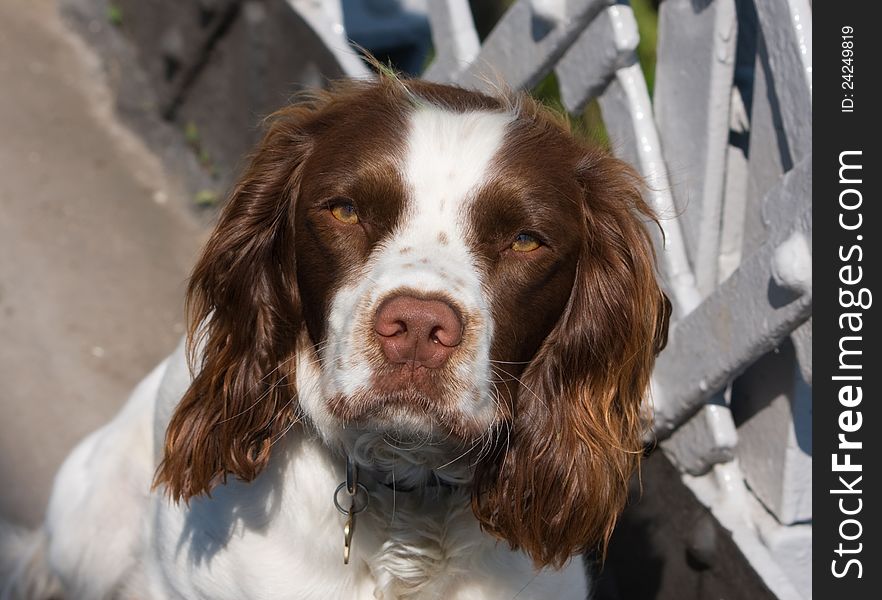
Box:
(289, 1, 813, 597)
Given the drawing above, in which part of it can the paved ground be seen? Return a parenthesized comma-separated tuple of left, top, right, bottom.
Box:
(0, 0, 205, 527)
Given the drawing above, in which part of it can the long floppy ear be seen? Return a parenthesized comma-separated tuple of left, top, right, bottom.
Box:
(154, 104, 319, 502)
(473, 150, 671, 568)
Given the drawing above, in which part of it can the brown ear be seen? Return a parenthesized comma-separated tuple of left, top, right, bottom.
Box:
(472, 150, 671, 568)
(154, 104, 320, 502)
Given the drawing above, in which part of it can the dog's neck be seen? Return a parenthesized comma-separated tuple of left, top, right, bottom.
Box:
(340, 430, 476, 492)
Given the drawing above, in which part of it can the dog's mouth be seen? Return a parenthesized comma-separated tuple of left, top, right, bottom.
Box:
(325, 369, 491, 439)
(373, 363, 454, 394)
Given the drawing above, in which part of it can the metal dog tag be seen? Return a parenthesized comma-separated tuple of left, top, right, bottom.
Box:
(334, 457, 369, 565)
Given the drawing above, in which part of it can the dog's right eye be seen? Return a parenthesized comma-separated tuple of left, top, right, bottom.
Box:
(511, 233, 541, 253)
(328, 199, 359, 225)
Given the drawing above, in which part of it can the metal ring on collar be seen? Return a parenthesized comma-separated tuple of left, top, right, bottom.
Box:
(334, 481, 370, 515)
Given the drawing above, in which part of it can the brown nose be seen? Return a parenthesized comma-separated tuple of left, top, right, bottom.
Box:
(374, 296, 463, 368)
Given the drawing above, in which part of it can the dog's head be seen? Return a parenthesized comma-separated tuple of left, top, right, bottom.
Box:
(155, 77, 671, 567)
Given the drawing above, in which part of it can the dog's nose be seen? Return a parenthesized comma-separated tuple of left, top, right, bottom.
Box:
(374, 296, 463, 368)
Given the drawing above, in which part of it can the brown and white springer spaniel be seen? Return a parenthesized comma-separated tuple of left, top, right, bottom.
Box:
(3, 75, 670, 599)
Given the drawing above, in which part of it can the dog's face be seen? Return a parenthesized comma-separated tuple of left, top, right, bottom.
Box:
(156, 78, 670, 567)
(294, 93, 585, 443)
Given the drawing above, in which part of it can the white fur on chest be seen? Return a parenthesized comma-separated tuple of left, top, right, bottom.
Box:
(145, 346, 585, 599)
(150, 429, 584, 600)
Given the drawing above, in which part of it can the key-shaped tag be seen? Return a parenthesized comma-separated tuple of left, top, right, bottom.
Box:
(343, 505, 356, 564)
(334, 457, 369, 565)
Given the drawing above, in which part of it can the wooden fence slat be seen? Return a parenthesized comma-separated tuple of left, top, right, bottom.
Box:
(423, 0, 481, 83)
(791, 318, 812, 384)
(717, 86, 751, 283)
(451, 0, 611, 92)
(653, 0, 738, 296)
(555, 6, 636, 113)
(753, 0, 812, 164)
(652, 155, 812, 437)
(286, 0, 371, 79)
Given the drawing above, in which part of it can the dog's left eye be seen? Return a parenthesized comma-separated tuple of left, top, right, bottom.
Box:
(329, 200, 359, 225)
(511, 233, 541, 252)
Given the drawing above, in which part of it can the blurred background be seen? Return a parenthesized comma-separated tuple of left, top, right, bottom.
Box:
(0, 0, 811, 598)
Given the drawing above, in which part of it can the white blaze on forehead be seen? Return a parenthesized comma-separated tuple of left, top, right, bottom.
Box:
(403, 106, 514, 233)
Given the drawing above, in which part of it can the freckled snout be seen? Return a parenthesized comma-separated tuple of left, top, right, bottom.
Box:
(374, 296, 463, 368)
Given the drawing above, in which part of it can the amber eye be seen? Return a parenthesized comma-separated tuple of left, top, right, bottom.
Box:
(511, 233, 541, 252)
(329, 200, 359, 225)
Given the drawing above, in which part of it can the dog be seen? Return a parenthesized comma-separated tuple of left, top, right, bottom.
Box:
(1, 75, 670, 599)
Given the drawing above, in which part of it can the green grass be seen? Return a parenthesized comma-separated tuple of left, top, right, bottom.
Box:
(531, 71, 566, 113)
(106, 3, 123, 27)
(194, 189, 220, 207)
